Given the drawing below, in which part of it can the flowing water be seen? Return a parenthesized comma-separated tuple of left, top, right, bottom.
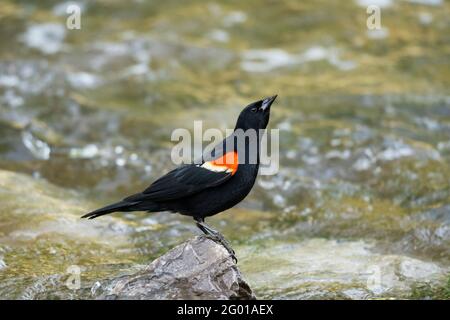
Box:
(0, 0, 449, 299)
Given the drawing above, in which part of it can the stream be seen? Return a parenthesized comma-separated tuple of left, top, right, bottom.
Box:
(0, 0, 449, 299)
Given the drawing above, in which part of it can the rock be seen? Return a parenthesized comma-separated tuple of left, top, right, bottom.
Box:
(97, 236, 255, 300)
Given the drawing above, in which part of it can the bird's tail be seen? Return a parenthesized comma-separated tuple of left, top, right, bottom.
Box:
(81, 200, 139, 219)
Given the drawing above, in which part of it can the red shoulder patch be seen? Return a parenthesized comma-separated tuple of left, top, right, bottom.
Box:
(201, 151, 239, 175)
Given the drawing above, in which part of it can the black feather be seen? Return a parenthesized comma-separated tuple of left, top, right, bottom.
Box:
(81, 200, 137, 219)
(124, 164, 232, 202)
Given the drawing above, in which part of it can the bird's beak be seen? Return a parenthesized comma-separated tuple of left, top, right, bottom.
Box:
(261, 95, 277, 112)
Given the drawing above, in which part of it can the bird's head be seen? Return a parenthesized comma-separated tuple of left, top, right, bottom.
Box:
(234, 95, 277, 131)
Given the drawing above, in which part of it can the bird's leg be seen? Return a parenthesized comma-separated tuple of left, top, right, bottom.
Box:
(194, 218, 237, 263)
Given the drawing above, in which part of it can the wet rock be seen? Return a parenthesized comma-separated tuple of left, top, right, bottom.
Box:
(97, 236, 254, 300)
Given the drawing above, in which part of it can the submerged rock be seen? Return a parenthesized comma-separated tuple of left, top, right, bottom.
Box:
(97, 236, 254, 300)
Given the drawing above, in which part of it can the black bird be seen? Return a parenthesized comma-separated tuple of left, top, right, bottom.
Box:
(82, 95, 277, 260)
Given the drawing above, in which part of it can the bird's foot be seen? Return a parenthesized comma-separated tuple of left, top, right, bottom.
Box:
(204, 233, 237, 263)
(196, 220, 237, 263)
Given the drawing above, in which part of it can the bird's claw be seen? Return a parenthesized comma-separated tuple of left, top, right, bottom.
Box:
(204, 234, 238, 263)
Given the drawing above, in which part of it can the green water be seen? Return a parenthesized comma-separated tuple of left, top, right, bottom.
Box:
(0, 0, 449, 299)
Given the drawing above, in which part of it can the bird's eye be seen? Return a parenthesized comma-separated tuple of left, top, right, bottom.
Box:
(251, 107, 258, 113)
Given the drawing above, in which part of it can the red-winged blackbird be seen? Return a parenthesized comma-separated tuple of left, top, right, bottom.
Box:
(82, 95, 277, 260)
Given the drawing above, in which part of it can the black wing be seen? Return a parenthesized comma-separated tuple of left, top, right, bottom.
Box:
(124, 163, 234, 202)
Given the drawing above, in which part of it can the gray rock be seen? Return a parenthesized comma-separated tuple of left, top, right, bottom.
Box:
(97, 236, 255, 300)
